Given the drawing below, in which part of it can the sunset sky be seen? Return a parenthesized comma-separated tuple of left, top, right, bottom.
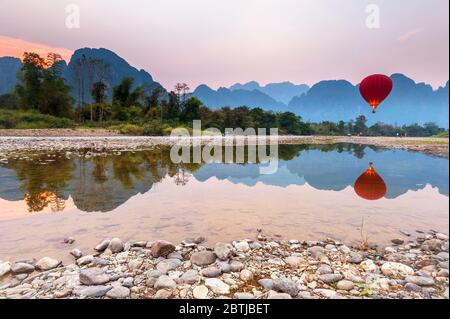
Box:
(0, 0, 448, 89)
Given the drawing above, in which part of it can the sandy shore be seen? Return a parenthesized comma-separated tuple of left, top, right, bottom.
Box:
(0, 129, 448, 157)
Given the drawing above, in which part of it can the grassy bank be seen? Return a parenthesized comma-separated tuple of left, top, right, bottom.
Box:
(0, 109, 74, 129)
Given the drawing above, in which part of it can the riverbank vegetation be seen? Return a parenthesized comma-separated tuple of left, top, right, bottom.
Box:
(0, 52, 448, 137)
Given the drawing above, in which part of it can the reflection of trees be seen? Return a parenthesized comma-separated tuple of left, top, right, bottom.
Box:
(173, 168, 191, 186)
(4, 154, 74, 212)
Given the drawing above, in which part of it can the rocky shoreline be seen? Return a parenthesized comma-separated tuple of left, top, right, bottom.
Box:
(1, 231, 448, 299)
(0, 134, 448, 157)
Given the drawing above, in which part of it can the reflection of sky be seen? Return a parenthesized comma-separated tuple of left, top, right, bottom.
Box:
(193, 148, 449, 198)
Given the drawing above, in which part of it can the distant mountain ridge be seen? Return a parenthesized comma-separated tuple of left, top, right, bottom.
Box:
(288, 74, 449, 127)
(192, 85, 287, 111)
(0, 56, 21, 95)
(0, 48, 166, 103)
(229, 81, 309, 104)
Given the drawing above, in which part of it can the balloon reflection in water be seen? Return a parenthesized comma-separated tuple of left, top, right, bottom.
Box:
(354, 162, 387, 200)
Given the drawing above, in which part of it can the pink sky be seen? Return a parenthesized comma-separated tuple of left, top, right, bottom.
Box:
(0, 0, 448, 89)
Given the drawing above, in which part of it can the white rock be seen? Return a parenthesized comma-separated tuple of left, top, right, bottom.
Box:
(205, 278, 230, 294)
(240, 269, 253, 282)
(234, 241, 250, 252)
(36, 257, 61, 271)
(381, 262, 414, 279)
(193, 285, 209, 299)
(285, 256, 302, 267)
(360, 260, 378, 273)
(0, 261, 11, 277)
(70, 249, 82, 259)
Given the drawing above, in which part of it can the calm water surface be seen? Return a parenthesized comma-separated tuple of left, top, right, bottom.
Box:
(0, 144, 448, 262)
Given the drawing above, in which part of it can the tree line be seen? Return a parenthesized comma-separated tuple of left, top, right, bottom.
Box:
(0, 51, 448, 137)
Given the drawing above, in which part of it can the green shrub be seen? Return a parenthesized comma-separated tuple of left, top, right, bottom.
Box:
(0, 109, 74, 129)
(109, 123, 142, 135)
(141, 120, 164, 136)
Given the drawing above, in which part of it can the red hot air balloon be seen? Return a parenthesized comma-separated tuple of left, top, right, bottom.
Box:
(354, 162, 387, 200)
(359, 74, 393, 113)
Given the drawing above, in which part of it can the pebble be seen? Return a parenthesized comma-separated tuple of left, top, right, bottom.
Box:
(381, 262, 414, 279)
(258, 279, 274, 290)
(421, 239, 442, 252)
(405, 275, 435, 287)
(73, 285, 112, 297)
(154, 275, 176, 289)
(404, 283, 421, 292)
(11, 262, 35, 274)
(70, 249, 83, 259)
(216, 261, 231, 273)
(79, 268, 110, 285)
(201, 267, 222, 278)
(285, 256, 302, 267)
(273, 277, 299, 297)
(336, 280, 354, 291)
(180, 270, 199, 284)
(77, 255, 94, 266)
(360, 260, 378, 273)
(234, 241, 250, 252)
(314, 288, 337, 298)
(63, 237, 76, 244)
(317, 265, 332, 275)
(128, 258, 143, 271)
(156, 259, 181, 273)
(0, 261, 11, 277)
(190, 251, 217, 266)
(318, 274, 343, 284)
(106, 285, 130, 299)
(234, 292, 254, 299)
(154, 289, 172, 299)
(436, 233, 449, 241)
(95, 239, 110, 252)
(193, 285, 209, 299)
(229, 260, 244, 272)
(308, 246, 325, 258)
(348, 252, 363, 264)
(151, 240, 176, 258)
(35, 257, 61, 271)
(240, 269, 253, 282)
(214, 242, 233, 260)
(267, 291, 292, 299)
(391, 238, 405, 245)
(108, 238, 124, 253)
(205, 278, 230, 294)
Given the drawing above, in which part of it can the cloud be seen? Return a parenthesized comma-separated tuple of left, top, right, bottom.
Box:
(0, 35, 73, 61)
(397, 28, 424, 43)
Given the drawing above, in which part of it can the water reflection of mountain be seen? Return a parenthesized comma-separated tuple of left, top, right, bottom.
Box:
(193, 147, 449, 198)
(0, 144, 448, 213)
(63, 158, 168, 212)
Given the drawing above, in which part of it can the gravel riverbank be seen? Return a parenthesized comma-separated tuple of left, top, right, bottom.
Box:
(0, 132, 448, 157)
(1, 231, 448, 299)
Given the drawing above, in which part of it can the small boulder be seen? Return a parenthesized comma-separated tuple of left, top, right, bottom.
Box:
(151, 240, 176, 258)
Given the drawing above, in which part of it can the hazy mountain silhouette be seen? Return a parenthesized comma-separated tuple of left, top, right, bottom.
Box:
(229, 81, 309, 104)
(192, 84, 287, 111)
(63, 48, 166, 103)
(0, 56, 21, 95)
(288, 74, 449, 127)
(0, 48, 166, 103)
